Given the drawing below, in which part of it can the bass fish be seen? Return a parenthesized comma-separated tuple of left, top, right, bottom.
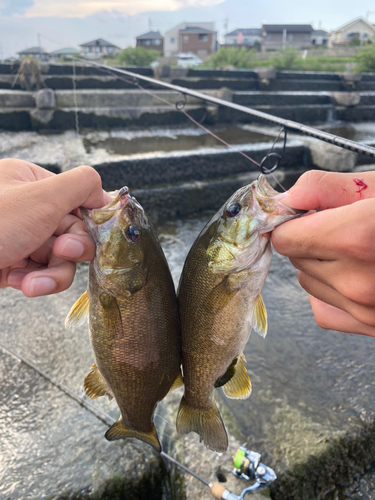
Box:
(176, 175, 304, 452)
(66, 187, 181, 452)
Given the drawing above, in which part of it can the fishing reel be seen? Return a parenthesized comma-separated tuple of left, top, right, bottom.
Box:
(210, 447, 276, 500)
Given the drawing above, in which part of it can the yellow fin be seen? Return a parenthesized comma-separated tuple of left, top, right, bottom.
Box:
(252, 294, 268, 338)
(169, 371, 184, 392)
(65, 290, 89, 329)
(222, 355, 251, 400)
(83, 364, 113, 402)
(176, 396, 228, 453)
(105, 417, 161, 453)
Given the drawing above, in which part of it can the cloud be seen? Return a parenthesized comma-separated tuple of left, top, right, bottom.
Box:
(24, 0, 224, 18)
(0, 0, 34, 16)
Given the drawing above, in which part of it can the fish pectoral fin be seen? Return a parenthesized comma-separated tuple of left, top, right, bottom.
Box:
(252, 294, 268, 338)
(176, 396, 228, 453)
(169, 371, 184, 392)
(65, 290, 89, 328)
(221, 354, 251, 400)
(83, 364, 113, 402)
(214, 356, 238, 388)
(105, 418, 161, 453)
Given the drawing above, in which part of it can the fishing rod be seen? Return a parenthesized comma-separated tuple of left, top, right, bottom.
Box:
(0, 341, 276, 498)
(70, 57, 375, 160)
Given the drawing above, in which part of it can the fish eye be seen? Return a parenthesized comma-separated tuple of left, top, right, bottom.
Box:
(125, 224, 141, 242)
(226, 202, 241, 218)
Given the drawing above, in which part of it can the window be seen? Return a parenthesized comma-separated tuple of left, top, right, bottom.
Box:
(170, 37, 176, 43)
(152, 39, 161, 45)
(144, 40, 151, 45)
(288, 34, 294, 41)
(95, 46, 101, 54)
(108, 46, 113, 53)
(85, 47, 90, 54)
(183, 35, 189, 44)
(199, 34, 208, 42)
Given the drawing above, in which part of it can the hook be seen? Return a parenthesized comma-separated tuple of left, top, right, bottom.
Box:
(259, 127, 287, 175)
(176, 93, 187, 110)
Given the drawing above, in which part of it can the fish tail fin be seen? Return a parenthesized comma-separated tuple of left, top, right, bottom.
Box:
(105, 417, 161, 453)
(176, 396, 228, 453)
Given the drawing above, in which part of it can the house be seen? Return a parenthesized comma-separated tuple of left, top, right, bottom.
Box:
(261, 24, 314, 51)
(49, 48, 79, 60)
(17, 46, 50, 62)
(224, 29, 261, 47)
(79, 38, 121, 59)
(164, 22, 216, 57)
(311, 30, 329, 46)
(136, 31, 164, 52)
(328, 17, 375, 47)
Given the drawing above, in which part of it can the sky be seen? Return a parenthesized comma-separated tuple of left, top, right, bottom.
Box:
(0, 0, 374, 58)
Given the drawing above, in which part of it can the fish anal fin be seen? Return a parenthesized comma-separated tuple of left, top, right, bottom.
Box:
(65, 290, 89, 329)
(169, 371, 184, 392)
(84, 364, 113, 401)
(252, 294, 268, 338)
(105, 418, 161, 453)
(222, 355, 251, 400)
(176, 396, 228, 453)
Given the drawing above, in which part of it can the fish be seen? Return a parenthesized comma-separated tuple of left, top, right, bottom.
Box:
(176, 175, 304, 452)
(65, 187, 181, 453)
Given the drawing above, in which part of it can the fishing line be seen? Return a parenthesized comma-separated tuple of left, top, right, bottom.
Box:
(0, 341, 180, 441)
(82, 63, 287, 192)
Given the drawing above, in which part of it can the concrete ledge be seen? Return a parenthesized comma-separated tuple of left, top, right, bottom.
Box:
(92, 143, 306, 191)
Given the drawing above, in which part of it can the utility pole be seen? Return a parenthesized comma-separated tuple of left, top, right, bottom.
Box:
(37, 33, 42, 61)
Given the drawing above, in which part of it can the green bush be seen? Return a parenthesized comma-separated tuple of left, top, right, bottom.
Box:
(116, 47, 159, 66)
(270, 47, 299, 70)
(355, 44, 375, 72)
(206, 47, 257, 69)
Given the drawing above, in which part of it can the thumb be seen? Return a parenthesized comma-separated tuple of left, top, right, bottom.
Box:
(276, 170, 375, 211)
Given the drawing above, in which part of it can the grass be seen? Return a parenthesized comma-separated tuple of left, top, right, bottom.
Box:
(204, 47, 357, 72)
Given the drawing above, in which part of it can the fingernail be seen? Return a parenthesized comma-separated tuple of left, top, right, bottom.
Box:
(274, 191, 289, 200)
(60, 238, 84, 259)
(29, 277, 56, 297)
(7, 268, 30, 289)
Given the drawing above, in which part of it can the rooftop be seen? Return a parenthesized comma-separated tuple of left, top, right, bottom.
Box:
(79, 38, 120, 48)
(179, 26, 215, 34)
(18, 46, 49, 55)
(136, 31, 163, 40)
(50, 47, 78, 55)
(225, 28, 261, 37)
(262, 24, 314, 33)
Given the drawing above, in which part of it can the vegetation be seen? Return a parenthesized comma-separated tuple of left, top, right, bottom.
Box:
(116, 47, 159, 66)
(270, 47, 299, 70)
(355, 44, 375, 72)
(205, 46, 354, 72)
(205, 47, 257, 69)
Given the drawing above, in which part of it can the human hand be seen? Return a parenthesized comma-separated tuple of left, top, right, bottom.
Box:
(271, 170, 375, 337)
(0, 158, 111, 297)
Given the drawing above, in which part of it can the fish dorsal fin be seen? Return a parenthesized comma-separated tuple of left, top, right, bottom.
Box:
(169, 371, 184, 392)
(105, 417, 161, 453)
(65, 290, 89, 329)
(252, 294, 268, 338)
(221, 355, 252, 400)
(83, 364, 113, 402)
